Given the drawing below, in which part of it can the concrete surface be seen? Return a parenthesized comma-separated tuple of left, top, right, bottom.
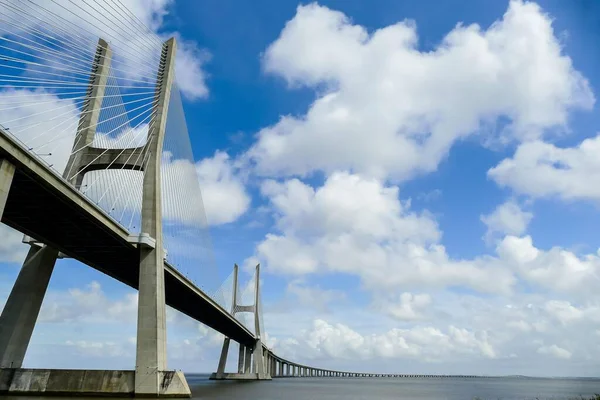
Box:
(0, 368, 191, 397)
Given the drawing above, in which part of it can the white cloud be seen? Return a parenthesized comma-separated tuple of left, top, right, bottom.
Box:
(537, 344, 571, 359)
(285, 280, 346, 312)
(543, 300, 600, 326)
(252, 172, 515, 295)
(251, 170, 600, 298)
(273, 319, 496, 362)
(0, 89, 79, 173)
(497, 235, 600, 296)
(377, 292, 432, 321)
(65, 340, 130, 358)
(0, 224, 28, 263)
(40, 281, 138, 323)
(261, 172, 438, 242)
(489, 135, 600, 201)
(543, 300, 584, 325)
(196, 151, 251, 225)
(246, 0, 593, 181)
(481, 200, 533, 243)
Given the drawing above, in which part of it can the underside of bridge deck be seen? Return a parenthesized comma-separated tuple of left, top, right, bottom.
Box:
(0, 146, 255, 348)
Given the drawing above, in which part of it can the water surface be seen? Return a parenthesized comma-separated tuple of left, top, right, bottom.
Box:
(186, 374, 600, 400)
(4, 374, 600, 400)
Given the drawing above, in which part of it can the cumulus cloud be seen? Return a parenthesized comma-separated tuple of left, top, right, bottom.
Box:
(252, 172, 515, 294)
(481, 200, 533, 243)
(0, 224, 28, 263)
(286, 280, 346, 312)
(196, 151, 251, 225)
(0, 89, 79, 173)
(250, 170, 600, 299)
(497, 235, 600, 296)
(537, 344, 572, 360)
(273, 319, 496, 363)
(66, 340, 131, 358)
(39, 281, 138, 323)
(377, 292, 432, 321)
(489, 135, 600, 201)
(245, 0, 593, 181)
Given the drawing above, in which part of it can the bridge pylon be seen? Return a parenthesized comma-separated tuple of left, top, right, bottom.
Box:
(210, 263, 271, 380)
(0, 37, 114, 372)
(0, 37, 190, 397)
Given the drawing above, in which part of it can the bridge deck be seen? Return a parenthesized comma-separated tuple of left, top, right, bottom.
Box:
(0, 129, 255, 347)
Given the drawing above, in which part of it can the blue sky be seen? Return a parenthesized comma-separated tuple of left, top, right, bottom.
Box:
(2, 0, 600, 376)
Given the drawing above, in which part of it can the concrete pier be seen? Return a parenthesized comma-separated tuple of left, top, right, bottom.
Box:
(0, 369, 189, 397)
(0, 246, 58, 369)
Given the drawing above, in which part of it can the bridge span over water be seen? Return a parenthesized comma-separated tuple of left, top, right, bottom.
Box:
(0, 2, 487, 397)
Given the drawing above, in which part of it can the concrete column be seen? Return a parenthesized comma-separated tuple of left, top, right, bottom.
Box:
(0, 159, 15, 217)
(134, 37, 177, 397)
(264, 350, 268, 375)
(251, 264, 267, 379)
(63, 39, 112, 189)
(215, 337, 230, 379)
(244, 346, 252, 374)
(238, 344, 245, 373)
(265, 355, 269, 375)
(0, 245, 58, 367)
(252, 340, 266, 378)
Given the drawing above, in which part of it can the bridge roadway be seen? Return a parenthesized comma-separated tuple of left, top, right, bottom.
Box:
(0, 127, 257, 349)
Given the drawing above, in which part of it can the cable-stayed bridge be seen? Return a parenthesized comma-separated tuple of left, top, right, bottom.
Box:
(0, 0, 394, 397)
(0, 2, 490, 397)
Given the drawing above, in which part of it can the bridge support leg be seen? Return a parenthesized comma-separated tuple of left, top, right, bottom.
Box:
(215, 337, 230, 379)
(252, 339, 267, 379)
(0, 245, 58, 368)
(244, 347, 252, 374)
(237, 344, 244, 373)
(0, 159, 15, 216)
